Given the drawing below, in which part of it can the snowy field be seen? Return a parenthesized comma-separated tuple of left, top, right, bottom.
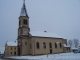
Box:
(6, 52, 80, 60)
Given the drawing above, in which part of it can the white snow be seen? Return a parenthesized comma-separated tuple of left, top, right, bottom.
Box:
(71, 47, 78, 50)
(6, 52, 80, 60)
(63, 44, 70, 47)
(20, 1, 28, 17)
(7, 41, 17, 46)
(30, 31, 64, 39)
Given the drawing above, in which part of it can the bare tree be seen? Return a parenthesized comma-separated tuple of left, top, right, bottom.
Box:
(73, 39, 79, 48)
(67, 40, 73, 47)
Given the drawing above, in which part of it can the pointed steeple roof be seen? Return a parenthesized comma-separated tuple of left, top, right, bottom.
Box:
(20, 0, 29, 17)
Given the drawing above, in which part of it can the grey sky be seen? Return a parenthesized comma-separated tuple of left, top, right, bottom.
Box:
(0, 0, 80, 50)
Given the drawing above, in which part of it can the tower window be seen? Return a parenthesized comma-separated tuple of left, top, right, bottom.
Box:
(36, 42, 40, 49)
(23, 19, 27, 25)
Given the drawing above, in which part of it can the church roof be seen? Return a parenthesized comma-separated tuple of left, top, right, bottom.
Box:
(30, 31, 64, 39)
(20, 0, 29, 17)
(6, 41, 17, 46)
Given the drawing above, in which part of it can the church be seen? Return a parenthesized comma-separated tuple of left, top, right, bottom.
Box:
(5, 0, 71, 56)
(17, 0, 70, 55)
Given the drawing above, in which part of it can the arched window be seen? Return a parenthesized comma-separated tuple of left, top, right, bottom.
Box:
(23, 19, 27, 25)
(49, 42, 52, 48)
(60, 43, 62, 48)
(43, 42, 46, 49)
(36, 42, 39, 49)
(55, 43, 57, 48)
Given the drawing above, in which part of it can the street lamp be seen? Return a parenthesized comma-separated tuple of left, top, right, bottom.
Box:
(56, 42, 60, 55)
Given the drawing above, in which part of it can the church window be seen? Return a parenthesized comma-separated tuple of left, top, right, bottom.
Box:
(49, 42, 52, 48)
(36, 42, 40, 49)
(23, 19, 27, 25)
(43, 42, 46, 49)
(55, 43, 57, 48)
(25, 42, 27, 45)
(60, 43, 62, 48)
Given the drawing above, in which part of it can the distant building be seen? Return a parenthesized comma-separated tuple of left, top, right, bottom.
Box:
(17, 0, 71, 56)
(4, 41, 18, 56)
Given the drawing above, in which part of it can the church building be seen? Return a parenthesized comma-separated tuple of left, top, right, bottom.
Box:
(17, 0, 70, 56)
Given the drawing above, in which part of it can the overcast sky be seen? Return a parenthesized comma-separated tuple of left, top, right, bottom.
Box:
(0, 0, 80, 50)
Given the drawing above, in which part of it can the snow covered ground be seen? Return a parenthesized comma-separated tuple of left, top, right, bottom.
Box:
(6, 52, 80, 60)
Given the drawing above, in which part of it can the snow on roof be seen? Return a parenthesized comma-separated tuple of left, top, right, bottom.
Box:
(30, 31, 64, 39)
(7, 41, 17, 46)
(63, 44, 70, 47)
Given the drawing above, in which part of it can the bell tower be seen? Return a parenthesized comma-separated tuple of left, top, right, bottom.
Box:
(18, 0, 30, 56)
(18, 0, 30, 37)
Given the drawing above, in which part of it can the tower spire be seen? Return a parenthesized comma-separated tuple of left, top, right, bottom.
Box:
(23, 0, 25, 4)
(20, 0, 29, 17)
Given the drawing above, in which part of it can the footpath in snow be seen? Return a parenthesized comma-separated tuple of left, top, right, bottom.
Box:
(6, 52, 80, 60)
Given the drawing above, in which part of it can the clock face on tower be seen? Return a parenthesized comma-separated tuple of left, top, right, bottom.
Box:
(23, 30, 27, 34)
